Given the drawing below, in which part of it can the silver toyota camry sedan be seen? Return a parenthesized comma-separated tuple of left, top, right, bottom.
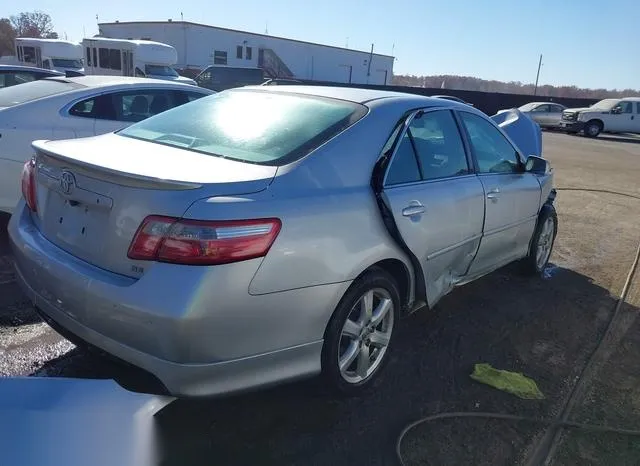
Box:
(9, 86, 557, 397)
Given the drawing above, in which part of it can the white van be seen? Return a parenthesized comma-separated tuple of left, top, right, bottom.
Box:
(82, 38, 196, 85)
(15, 38, 84, 76)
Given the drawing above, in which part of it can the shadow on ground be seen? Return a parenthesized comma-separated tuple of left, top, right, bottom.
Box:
(146, 265, 630, 466)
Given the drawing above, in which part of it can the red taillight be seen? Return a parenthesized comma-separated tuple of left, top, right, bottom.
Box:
(21, 158, 37, 212)
(128, 216, 282, 265)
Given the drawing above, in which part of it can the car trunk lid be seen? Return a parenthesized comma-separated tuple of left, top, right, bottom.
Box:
(30, 133, 277, 278)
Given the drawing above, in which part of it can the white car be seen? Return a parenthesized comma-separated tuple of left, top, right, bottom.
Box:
(0, 76, 213, 214)
(514, 102, 567, 128)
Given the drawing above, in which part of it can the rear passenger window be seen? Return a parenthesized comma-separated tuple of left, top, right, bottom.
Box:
(409, 110, 469, 180)
(385, 134, 421, 185)
(385, 110, 470, 185)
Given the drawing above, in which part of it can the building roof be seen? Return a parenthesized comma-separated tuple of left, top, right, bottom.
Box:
(99, 21, 395, 60)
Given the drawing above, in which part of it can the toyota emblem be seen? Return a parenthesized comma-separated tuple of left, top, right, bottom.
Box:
(60, 171, 76, 195)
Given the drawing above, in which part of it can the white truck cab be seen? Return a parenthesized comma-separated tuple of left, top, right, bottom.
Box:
(82, 38, 196, 86)
(559, 97, 640, 137)
(15, 38, 84, 76)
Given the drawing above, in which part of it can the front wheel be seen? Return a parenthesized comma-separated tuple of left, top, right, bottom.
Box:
(321, 268, 400, 395)
(523, 205, 558, 275)
(583, 120, 602, 138)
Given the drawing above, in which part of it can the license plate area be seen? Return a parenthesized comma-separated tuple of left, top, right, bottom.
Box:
(51, 196, 108, 251)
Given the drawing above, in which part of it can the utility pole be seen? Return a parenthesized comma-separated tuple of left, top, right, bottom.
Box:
(533, 54, 543, 96)
(366, 43, 374, 84)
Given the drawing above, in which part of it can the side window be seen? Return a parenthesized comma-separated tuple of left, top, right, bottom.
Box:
(459, 112, 521, 174)
(69, 95, 116, 120)
(171, 91, 206, 107)
(408, 110, 469, 180)
(69, 98, 96, 118)
(385, 133, 421, 186)
(86, 47, 92, 66)
(637, 103, 640, 114)
(109, 49, 121, 70)
(236, 46, 243, 59)
(549, 105, 563, 113)
(532, 104, 550, 112)
(619, 101, 633, 114)
(98, 48, 109, 68)
(246, 47, 253, 60)
(13, 72, 37, 85)
(213, 50, 227, 65)
(197, 71, 211, 83)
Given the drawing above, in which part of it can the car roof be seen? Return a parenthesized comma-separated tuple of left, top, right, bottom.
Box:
(239, 85, 465, 108)
(620, 97, 640, 101)
(44, 75, 202, 89)
(0, 64, 62, 75)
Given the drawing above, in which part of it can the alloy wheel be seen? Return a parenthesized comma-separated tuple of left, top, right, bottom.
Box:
(536, 217, 555, 270)
(338, 288, 394, 384)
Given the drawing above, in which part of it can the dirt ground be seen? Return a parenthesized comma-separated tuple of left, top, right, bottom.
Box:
(1, 131, 639, 465)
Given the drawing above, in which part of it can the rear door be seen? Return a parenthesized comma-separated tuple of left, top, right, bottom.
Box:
(382, 109, 485, 306)
(457, 111, 541, 276)
(547, 104, 565, 126)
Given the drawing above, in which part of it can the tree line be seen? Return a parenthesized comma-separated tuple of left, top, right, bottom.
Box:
(0, 11, 58, 57)
(392, 74, 639, 99)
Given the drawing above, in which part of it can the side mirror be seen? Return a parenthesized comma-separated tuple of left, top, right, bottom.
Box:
(525, 155, 551, 175)
(611, 107, 621, 114)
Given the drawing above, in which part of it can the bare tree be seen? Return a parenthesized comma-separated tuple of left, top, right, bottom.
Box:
(10, 11, 57, 39)
(392, 74, 640, 99)
(0, 18, 17, 56)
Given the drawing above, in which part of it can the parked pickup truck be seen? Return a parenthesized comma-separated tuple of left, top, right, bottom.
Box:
(559, 97, 640, 137)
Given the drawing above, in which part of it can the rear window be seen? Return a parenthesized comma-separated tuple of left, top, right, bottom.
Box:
(0, 79, 84, 107)
(118, 90, 367, 166)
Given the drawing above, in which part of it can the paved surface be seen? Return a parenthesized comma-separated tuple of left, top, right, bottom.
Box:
(1, 131, 639, 465)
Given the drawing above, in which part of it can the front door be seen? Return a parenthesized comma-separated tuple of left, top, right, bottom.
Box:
(608, 101, 636, 132)
(458, 111, 541, 276)
(382, 109, 485, 306)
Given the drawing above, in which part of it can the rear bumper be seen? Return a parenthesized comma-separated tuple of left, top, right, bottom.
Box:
(9, 202, 349, 396)
(558, 120, 584, 132)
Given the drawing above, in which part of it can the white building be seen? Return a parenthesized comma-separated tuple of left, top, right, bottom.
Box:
(98, 21, 394, 85)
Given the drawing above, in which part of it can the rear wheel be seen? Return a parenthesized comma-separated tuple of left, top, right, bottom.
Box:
(584, 120, 602, 138)
(523, 205, 557, 275)
(321, 268, 400, 395)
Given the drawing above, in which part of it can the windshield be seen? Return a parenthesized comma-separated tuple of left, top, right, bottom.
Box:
(518, 103, 537, 111)
(145, 65, 179, 77)
(51, 58, 83, 69)
(590, 99, 620, 110)
(119, 90, 367, 165)
(0, 79, 83, 107)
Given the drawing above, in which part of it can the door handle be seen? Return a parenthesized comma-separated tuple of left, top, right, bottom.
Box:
(402, 202, 426, 217)
(486, 189, 500, 201)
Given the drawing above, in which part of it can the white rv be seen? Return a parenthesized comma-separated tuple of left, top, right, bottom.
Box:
(15, 38, 84, 75)
(82, 38, 196, 85)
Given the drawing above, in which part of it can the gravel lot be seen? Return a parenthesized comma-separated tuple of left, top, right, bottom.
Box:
(1, 131, 639, 465)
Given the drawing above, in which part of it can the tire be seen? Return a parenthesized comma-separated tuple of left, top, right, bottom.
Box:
(321, 267, 400, 395)
(522, 205, 558, 275)
(583, 120, 602, 138)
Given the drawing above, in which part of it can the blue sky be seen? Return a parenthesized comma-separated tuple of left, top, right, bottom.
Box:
(9, 0, 639, 90)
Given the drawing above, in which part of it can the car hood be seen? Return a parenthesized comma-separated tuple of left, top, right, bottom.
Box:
(491, 109, 542, 158)
(563, 107, 593, 113)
